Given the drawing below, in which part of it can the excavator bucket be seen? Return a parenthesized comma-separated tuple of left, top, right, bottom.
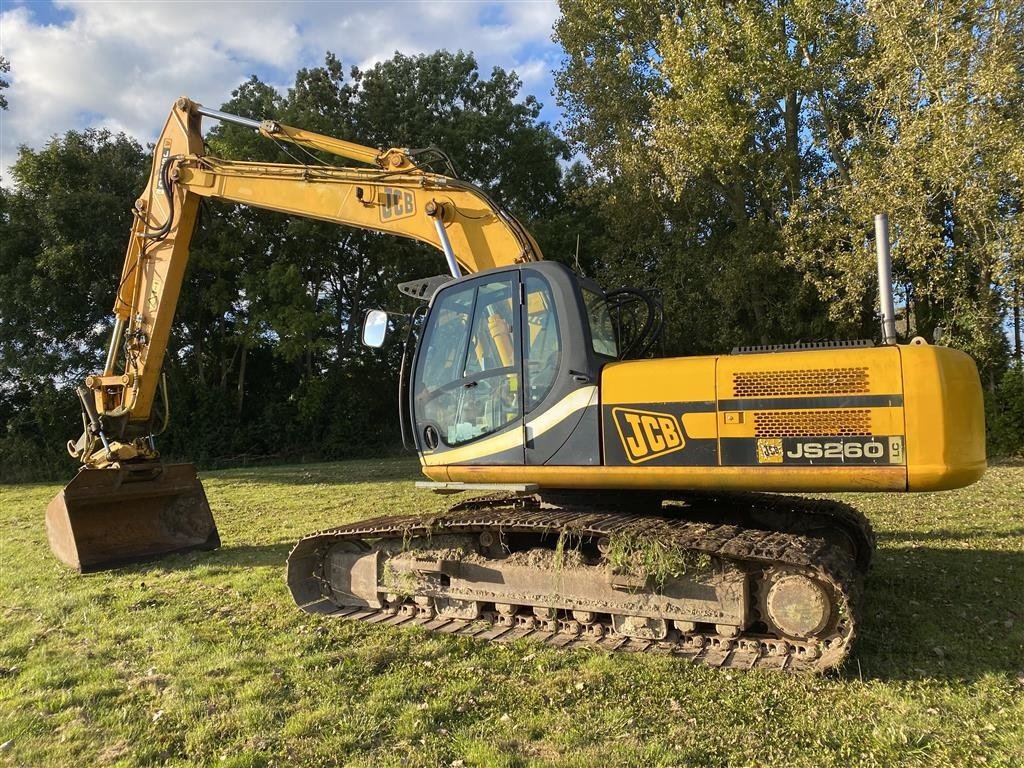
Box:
(45, 462, 219, 573)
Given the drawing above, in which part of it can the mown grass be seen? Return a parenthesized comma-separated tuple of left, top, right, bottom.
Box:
(1, 459, 1022, 767)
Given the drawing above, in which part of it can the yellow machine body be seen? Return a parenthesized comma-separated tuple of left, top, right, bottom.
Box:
(426, 342, 985, 493)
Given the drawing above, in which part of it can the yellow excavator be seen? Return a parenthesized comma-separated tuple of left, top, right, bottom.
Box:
(47, 98, 986, 672)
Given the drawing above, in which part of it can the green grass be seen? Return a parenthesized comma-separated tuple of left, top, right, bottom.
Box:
(1, 458, 1022, 767)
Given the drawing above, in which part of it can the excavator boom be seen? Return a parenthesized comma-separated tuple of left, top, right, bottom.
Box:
(47, 97, 540, 571)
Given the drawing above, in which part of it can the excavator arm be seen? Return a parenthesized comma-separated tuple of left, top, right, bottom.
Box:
(47, 97, 543, 571)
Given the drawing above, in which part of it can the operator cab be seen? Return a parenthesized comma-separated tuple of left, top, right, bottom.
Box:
(408, 261, 615, 467)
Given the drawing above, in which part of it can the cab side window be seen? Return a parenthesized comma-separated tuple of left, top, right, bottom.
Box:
(523, 274, 560, 411)
(583, 288, 618, 358)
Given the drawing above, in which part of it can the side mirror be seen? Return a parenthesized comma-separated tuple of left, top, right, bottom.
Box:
(362, 309, 389, 348)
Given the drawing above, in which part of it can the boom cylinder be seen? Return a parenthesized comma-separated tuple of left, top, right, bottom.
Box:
(426, 202, 462, 278)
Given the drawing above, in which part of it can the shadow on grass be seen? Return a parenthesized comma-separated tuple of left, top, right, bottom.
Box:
(207, 542, 296, 569)
(855, 546, 1024, 681)
(117, 541, 296, 575)
(879, 529, 1024, 544)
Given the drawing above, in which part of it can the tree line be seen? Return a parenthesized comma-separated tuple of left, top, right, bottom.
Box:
(1, 7, 1022, 482)
(553, 0, 1022, 449)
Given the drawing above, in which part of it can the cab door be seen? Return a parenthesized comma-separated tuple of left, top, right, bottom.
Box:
(521, 265, 610, 466)
(411, 271, 525, 466)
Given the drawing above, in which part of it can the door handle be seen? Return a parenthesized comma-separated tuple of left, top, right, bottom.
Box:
(569, 370, 591, 383)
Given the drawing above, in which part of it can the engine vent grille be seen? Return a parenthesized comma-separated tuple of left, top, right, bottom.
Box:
(732, 339, 874, 355)
(754, 409, 872, 438)
(732, 367, 870, 397)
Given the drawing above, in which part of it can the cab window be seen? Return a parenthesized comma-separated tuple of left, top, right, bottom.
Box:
(583, 288, 618, 358)
(523, 274, 560, 411)
(414, 278, 520, 447)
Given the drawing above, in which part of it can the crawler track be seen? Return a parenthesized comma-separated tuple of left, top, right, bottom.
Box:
(288, 494, 870, 674)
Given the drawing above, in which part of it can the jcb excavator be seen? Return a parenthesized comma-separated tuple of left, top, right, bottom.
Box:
(47, 98, 986, 672)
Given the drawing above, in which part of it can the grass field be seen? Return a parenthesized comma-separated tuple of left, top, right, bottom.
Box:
(1, 458, 1022, 767)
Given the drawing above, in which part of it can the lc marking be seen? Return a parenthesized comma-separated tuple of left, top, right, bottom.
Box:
(380, 188, 415, 221)
(612, 407, 686, 464)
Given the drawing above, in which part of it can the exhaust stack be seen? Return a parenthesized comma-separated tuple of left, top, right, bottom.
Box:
(874, 213, 898, 345)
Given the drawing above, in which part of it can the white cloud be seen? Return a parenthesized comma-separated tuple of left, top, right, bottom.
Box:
(508, 58, 550, 88)
(0, 0, 561, 181)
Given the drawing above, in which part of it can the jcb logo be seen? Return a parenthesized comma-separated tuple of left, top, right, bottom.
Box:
(380, 188, 415, 222)
(756, 438, 784, 464)
(612, 407, 686, 464)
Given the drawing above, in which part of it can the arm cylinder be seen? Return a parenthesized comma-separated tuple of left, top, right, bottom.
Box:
(194, 105, 261, 130)
(102, 316, 124, 375)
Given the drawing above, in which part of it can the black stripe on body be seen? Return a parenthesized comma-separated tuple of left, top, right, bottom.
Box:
(717, 394, 903, 411)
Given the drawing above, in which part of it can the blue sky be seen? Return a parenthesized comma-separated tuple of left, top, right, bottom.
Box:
(0, 0, 564, 180)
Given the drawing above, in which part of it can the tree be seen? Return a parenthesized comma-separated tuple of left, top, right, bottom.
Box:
(154, 51, 573, 466)
(791, 0, 1023, 379)
(555, 0, 1023, 378)
(0, 131, 147, 478)
(1, 50, 575, 479)
(555, 0, 862, 351)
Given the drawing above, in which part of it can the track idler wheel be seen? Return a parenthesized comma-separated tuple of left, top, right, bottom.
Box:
(759, 570, 834, 640)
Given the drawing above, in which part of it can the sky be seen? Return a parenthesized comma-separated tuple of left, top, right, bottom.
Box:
(0, 0, 564, 182)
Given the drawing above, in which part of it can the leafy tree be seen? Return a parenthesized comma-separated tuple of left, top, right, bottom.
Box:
(0, 130, 145, 365)
(792, 0, 1023, 379)
(1, 51, 574, 478)
(555, 0, 1023, 381)
(0, 131, 147, 478)
(159, 51, 572, 465)
(555, 0, 861, 351)
(986, 365, 1024, 457)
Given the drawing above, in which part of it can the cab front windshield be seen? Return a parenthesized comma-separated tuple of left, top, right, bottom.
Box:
(414, 278, 519, 447)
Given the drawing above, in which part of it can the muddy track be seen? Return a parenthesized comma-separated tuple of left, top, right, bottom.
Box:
(288, 494, 868, 674)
